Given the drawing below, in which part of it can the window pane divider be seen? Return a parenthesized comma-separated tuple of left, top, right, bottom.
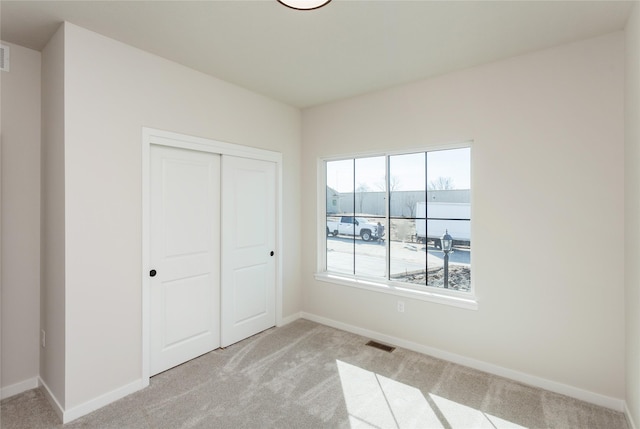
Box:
(385, 156, 390, 280)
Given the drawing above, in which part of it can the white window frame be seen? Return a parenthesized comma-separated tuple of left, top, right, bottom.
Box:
(314, 142, 478, 311)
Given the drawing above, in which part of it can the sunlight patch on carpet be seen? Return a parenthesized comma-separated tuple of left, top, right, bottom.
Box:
(430, 393, 527, 429)
(336, 359, 528, 429)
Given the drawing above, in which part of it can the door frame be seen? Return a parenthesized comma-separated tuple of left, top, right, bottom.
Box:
(141, 127, 283, 386)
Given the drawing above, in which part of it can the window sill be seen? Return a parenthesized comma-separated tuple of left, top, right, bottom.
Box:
(314, 272, 478, 311)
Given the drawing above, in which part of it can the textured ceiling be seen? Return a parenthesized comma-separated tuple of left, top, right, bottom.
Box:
(0, 1, 634, 107)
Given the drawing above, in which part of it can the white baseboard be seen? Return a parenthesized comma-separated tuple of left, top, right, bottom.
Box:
(40, 378, 64, 423)
(62, 379, 145, 423)
(301, 311, 625, 412)
(278, 311, 302, 327)
(39, 376, 145, 424)
(626, 402, 638, 429)
(0, 377, 40, 400)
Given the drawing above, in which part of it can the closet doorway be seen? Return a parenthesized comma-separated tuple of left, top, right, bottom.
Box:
(142, 129, 281, 380)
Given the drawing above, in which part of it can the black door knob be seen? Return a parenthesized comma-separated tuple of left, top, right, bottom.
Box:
(150, 269, 157, 277)
(270, 251, 274, 256)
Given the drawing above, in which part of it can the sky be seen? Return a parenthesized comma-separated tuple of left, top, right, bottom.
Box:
(326, 147, 471, 193)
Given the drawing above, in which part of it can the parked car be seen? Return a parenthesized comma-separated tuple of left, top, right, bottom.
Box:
(326, 216, 384, 241)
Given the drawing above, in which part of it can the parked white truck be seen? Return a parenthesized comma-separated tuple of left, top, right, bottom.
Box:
(415, 202, 470, 248)
(326, 216, 384, 242)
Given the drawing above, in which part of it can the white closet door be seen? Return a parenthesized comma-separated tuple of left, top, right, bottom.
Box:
(150, 145, 220, 375)
(221, 155, 276, 347)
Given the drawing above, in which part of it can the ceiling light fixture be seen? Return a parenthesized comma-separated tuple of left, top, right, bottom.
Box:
(277, 0, 331, 11)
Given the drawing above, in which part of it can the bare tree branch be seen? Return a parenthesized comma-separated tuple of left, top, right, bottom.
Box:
(428, 176, 455, 190)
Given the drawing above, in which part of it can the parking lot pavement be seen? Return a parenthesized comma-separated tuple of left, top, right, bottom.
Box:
(326, 235, 470, 277)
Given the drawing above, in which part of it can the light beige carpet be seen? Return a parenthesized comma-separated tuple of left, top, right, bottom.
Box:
(0, 319, 629, 428)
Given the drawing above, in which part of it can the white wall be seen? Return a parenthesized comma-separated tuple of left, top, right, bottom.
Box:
(302, 32, 625, 403)
(0, 42, 41, 394)
(625, 3, 640, 427)
(40, 25, 67, 408)
(57, 22, 301, 411)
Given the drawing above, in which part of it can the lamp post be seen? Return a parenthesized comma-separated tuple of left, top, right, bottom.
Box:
(441, 230, 453, 289)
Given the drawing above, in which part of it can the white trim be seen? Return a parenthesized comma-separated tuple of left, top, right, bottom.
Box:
(41, 375, 144, 424)
(320, 139, 473, 163)
(141, 127, 150, 387)
(316, 158, 327, 272)
(143, 129, 281, 162)
(301, 312, 625, 412)
(275, 152, 285, 332)
(626, 402, 638, 429)
(62, 379, 145, 423)
(314, 272, 478, 310)
(141, 127, 284, 385)
(40, 377, 64, 423)
(0, 377, 40, 400)
(277, 312, 302, 327)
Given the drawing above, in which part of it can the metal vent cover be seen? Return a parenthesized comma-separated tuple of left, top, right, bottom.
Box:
(365, 340, 395, 353)
(0, 44, 9, 72)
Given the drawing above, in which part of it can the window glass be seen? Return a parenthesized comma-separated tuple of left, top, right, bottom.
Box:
(354, 157, 385, 278)
(326, 160, 353, 275)
(389, 152, 426, 282)
(389, 152, 425, 218)
(324, 147, 471, 291)
(424, 148, 471, 291)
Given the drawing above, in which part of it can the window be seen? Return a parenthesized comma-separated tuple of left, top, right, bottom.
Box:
(322, 146, 471, 299)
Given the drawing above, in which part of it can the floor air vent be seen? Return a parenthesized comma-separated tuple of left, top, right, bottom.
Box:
(366, 340, 395, 353)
